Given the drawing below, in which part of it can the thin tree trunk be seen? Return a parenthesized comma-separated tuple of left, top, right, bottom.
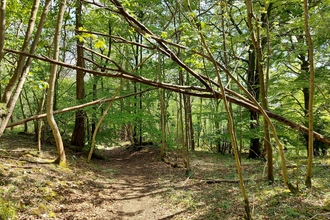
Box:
(303, 0, 315, 188)
(46, 0, 67, 166)
(19, 94, 28, 133)
(199, 28, 251, 220)
(186, 94, 194, 151)
(159, 88, 166, 158)
(1, 0, 40, 104)
(37, 90, 46, 152)
(88, 80, 127, 161)
(0, 0, 5, 64)
(247, 1, 274, 182)
(0, 0, 51, 137)
(264, 2, 273, 183)
(158, 53, 166, 158)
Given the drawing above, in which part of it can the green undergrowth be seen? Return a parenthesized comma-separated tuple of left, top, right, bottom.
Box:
(164, 150, 330, 219)
(0, 132, 329, 219)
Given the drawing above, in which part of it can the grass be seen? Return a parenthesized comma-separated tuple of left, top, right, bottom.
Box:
(0, 198, 17, 220)
(0, 131, 330, 219)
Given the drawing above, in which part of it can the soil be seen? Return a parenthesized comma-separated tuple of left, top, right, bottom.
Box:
(0, 132, 247, 220)
(1, 132, 330, 219)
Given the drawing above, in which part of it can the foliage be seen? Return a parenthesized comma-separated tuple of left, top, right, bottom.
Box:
(0, 198, 17, 220)
(1, 0, 330, 218)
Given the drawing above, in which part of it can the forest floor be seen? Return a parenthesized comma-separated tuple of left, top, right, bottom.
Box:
(1, 132, 330, 219)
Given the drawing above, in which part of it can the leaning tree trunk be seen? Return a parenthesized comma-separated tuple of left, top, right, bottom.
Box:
(46, 0, 67, 166)
(198, 26, 252, 220)
(0, 0, 41, 137)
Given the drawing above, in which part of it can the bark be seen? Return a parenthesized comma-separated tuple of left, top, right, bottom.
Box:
(247, 45, 261, 159)
(301, 59, 310, 154)
(303, 0, 315, 188)
(46, 0, 67, 166)
(36, 90, 46, 152)
(4, 48, 330, 149)
(0, 0, 51, 137)
(71, 0, 85, 149)
(0, 0, 5, 64)
(88, 81, 127, 161)
(264, 2, 274, 183)
(71, 109, 85, 149)
(6, 89, 155, 128)
(199, 24, 251, 220)
(158, 55, 166, 159)
(1, 0, 40, 104)
(19, 94, 28, 132)
(246, 1, 274, 181)
(159, 88, 166, 159)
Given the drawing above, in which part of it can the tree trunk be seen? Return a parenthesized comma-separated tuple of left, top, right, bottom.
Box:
(133, 34, 143, 146)
(179, 70, 190, 172)
(0, 0, 5, 64)
(301, 58, 310, 155)
(1, 0, 40, 104)
(247, 45, 261, 159)
(159, 88, 166, 158)
(247, 1, 274, 181)
(19, 94, 28, 133)
(303, 0, 315, 188)
(71, 110, 85, 149)
(158, 53, 166, 158)
(0, 0, 51, 137)
(36, 90, 46, 152)
(47, 0, 67, 166)
(198, 25, 251, 219)
(71, 0, 85, 150)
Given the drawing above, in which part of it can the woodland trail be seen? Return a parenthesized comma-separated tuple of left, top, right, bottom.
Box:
(68, 146, 190, 220)
(0, 133, 216, 219)
(2, 133, 328, 219)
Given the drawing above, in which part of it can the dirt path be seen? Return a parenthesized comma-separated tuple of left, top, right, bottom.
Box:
(0, 134, 197, 219)
(3, 133, 328, 219)
(60, 147, 189, 220)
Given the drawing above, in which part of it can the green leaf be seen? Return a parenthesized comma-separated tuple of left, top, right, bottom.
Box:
(94, 40, 106, 49)
(200, 21, 206, 29)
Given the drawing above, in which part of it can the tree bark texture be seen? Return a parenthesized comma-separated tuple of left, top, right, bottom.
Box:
(71, 0, 86, 149)
(46, 0, 67, 166)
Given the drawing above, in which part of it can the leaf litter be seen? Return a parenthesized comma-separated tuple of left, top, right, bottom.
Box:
(0, 132, 329, 219)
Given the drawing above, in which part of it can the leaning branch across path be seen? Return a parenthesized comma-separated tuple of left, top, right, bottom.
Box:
(4, 49, 330, 146)
(6, 88, 155, 128)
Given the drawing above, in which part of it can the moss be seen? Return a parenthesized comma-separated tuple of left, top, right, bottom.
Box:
(53, 157, 67, 168)
(0, 198, 17, 220)
(48, 211, 56, 218)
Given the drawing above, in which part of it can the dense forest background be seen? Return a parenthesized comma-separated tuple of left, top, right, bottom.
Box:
(0, 0, 330, 219)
